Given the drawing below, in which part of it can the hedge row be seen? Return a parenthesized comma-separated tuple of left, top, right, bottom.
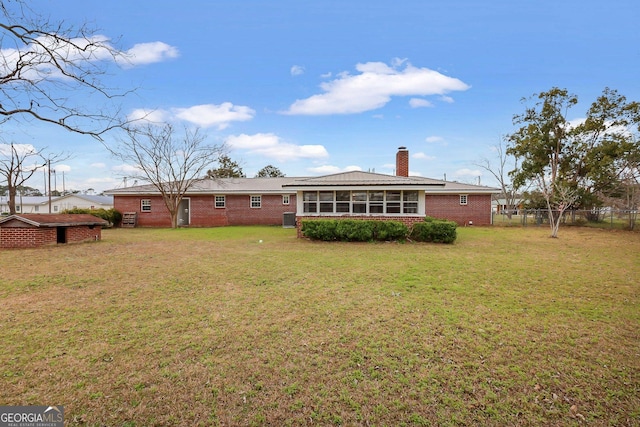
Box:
(61, 208, 122, 227)
(301, 217, 457, 243)
(408, 217, 457, 243)
(301, 219, 408, 242)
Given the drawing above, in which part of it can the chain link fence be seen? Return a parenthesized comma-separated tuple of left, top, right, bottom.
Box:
(493, 209, 638, 230)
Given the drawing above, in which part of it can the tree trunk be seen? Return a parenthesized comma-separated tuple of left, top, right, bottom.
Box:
(169, 211, 178, 229)
(8, 184, 17, 215)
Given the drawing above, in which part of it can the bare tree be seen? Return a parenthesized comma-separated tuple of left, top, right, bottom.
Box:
(0, 1, 129, 138)
(0, 141, 66, 214)
(109, 123, 225, 228)
(475, 138, 525, 220)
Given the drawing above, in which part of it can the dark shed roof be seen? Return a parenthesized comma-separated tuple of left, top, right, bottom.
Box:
(0, 214, 108, 227)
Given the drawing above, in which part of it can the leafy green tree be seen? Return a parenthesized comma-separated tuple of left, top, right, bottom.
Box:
(570, 88, 640, 209)
(507, 87, 640, 236)
(507, 88, 579, 237)
(207, 155, 245, 178)
(255, 165, 285, 178)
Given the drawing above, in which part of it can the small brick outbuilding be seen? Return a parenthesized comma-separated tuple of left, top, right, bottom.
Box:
(0, 214, 108, 249)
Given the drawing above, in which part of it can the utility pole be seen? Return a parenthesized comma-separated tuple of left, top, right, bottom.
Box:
(48, 159, 52, 213)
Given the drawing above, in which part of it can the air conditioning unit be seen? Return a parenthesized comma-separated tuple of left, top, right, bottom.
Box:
(283, 212, 296, 228)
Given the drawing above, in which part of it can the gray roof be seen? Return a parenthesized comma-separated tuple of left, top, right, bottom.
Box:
(104, 173, 499, 195)
(105, 177, 302, 196)
(284, 171, 499, 194)
(284, 171, 446, 186)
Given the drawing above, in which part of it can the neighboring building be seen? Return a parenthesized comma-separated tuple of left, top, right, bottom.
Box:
(0, 214, 108, 248)
(105, 148, 500, 230)
(0, 194, 113, 214)
(492, 197, 525, 215)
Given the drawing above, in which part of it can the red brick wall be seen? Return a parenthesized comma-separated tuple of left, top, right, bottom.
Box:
(225, 195, 295, 226)
(114, 196, 171, 227)
(425, 194, 492, 225)
(0, 225, 101, 248)
(114, 195, 296, 227)
(0, 227, 55, 248)
(396, 149, 409, 177)
(66, 226, 102, 243)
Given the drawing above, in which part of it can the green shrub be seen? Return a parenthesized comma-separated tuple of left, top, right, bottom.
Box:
(302, 219, 408, 242)
(409, 217, 457, 243)
(335, 220, 374, 241)
(300, 220, 337, 241)
(62, 208, 122, 228)
(373, 220, 408, 241)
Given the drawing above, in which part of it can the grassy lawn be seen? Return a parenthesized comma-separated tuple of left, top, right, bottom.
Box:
(1, 226, 638, 426)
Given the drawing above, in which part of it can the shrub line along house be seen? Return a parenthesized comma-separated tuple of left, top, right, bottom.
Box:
(105, 148, 500, 234)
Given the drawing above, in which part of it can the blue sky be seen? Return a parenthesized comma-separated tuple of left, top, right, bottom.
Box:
(3, 0, 639, 193)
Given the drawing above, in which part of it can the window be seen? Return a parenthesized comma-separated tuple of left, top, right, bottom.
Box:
(460, 194, 468, 205)
(319, 191, 334, 213)
(352, 191, 367, 213)
(303, 191, 317, 213)
(16, 205, 21, 212)
(336, 191, 350, 213)
(386, 191, 401, 213)
(250, 195, 261, 208)
(141, 199, 151, 212)
(282, 195, 290, 205)
(403, 191, 418, 214)
(300, 190, 421, 215)
(34, 206, 39, 212)
(215, 195, 226, 208)
(369, 191, 384, 213)
(53, 206, 59, 212)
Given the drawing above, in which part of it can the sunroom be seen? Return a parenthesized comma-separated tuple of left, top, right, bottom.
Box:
(300, 189, 422, 215)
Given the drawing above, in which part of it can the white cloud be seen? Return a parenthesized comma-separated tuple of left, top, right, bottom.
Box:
(85, 176, 118, 185)
(112, 164, 143, 174)
(290, 65, 305, 76)
(453, 168, 483, 179)
(226, 133, 329, 161)
(440, 95, 455, 103)
(307, 165, 362, 175)
(174, 103, 255, 129)
(119, 42, 179, 67)
(127, 109, 171, 124)
(0, 143, 35, 156)
(54, 164, 72, 172)
(284, 59, 470, 115)
(425, 136, 445, 143)
(129, 103, 255, 129)
(413, 152, 435, 160)
(0, 35, 179, 80)
(409, 98, 433, 108)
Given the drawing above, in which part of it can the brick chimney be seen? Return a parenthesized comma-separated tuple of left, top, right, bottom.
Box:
(396, 146, 409, 177)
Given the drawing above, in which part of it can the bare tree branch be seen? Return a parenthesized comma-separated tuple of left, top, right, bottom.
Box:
(107, 123, 226, 228)
(0, 140, 68, 213)
(0, 1, 132, 139)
